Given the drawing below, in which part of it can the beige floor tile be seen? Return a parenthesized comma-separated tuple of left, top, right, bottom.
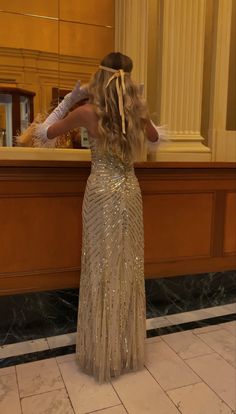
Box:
(0, 366, 15, 376)
(145, 340, 201, 390)
(193, 324, 224, 334)
(47, 333, 76, 349)
(90, 405, 127, 414)
(167, 382, 233, 414)
(219, 321, 236, 336)
(56, 353, 76, 364)
(203, 305, 235, 317)
(21, 388, 74, 414)
(195, 328, 236, 367)
(0, 338, 49, 358)
(186, 352, 236, 410)
(145, 335, 162, 344)
(224, 303, 236, 313)
(146, 316, 172, 330)
(161, 331, 213, 359)
(0, 373, 21, 414)
(16, 357, 64, 398)
(111, 367, 180, 414)
(59, 359, 120, 414)
(166, 309, 213, 324)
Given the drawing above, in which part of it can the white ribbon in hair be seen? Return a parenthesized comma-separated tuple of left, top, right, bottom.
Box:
(99, 65, 127, 134)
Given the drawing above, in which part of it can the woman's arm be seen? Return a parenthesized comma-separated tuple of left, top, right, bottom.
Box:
(47, 105, 89, 139)
(33, 82, 89, 146)
(142, 118, 159, 142)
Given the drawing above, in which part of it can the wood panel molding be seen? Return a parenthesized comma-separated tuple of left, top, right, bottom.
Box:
(0, 161, 236, 295)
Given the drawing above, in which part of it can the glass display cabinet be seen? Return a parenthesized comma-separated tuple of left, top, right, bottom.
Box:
(0, 87, 35, 146)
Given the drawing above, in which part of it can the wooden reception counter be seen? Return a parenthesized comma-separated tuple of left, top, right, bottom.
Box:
(0, 159, 236, 295)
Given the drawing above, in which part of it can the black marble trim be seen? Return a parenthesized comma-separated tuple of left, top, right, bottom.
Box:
(146, 313, 236, 338)
(0, 345, 76, 369)
(1, 313, 235, 370)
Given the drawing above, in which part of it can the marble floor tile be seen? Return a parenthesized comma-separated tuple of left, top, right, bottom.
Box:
(111, 367, 180, 414)
(47, 332, 76, 349)
(224, 303, 236, 313)
(203, 304, 236, 317)
(161, 331, 214, 359)
(145, 335, 162, 344)
(0, 372, 21, 414)
(193, 324, 226, 334)
(0, 338, 49, 358)
(167, 382, 233, 414)
(56, 352, 76, 364)
(186, 352, 236, 410)
(165, 309, 214, 325)
(58, 359, 120, 414)
(21, 388, 74, 414)
(0, 365, 15, 376)
(146, 316, 172, 330)
(89, 405, 127, 414)
(219, 321, 236, 336)
(144, 340, 201, 390)
(16, 357, 64, 398)
(195, 328, 236, 367)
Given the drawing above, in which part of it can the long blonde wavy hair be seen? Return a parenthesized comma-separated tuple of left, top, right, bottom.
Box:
(88, 52, 148, 165)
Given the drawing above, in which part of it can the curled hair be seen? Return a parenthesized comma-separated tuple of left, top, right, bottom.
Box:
(88, 52, 148, 165)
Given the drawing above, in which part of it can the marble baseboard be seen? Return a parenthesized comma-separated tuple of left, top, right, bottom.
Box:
(0, 270, 235, 348)
(145, 270, 236, 317)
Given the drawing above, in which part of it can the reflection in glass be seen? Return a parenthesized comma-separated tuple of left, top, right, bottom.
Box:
(20, 95, 31, 133)
(0, 94, 12, 146)
(0, 88, 35, 146)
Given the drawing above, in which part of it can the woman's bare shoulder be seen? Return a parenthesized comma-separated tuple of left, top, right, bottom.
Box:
(79, 103, 99, 137)
(80, 103, 96, 114)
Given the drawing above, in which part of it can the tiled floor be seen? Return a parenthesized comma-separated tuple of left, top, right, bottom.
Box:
(0, 320, 235, 414)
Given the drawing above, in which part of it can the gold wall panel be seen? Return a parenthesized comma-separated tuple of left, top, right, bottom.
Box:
(0, 12, 58, 53)
(0, 0, 58, 17)
(224, 192, 236, 254)
(60, 0, 114, 26)
(60, 21, 114, 58)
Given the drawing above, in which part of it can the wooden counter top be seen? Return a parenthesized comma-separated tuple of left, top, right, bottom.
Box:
(0, 160, 236, 168)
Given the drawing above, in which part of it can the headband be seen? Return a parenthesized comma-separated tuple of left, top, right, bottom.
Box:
(99, 65, 127, 134)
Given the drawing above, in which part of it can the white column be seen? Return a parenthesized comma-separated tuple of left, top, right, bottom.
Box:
(158, 0, 211, 160)
(208, 0, 235, 161)
(115, 0, 148, 88)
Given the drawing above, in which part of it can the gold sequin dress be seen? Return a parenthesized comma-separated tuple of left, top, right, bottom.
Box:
(76, 136, 146, 383)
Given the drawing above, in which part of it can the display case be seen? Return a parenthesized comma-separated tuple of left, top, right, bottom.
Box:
(0, 87, 35, 146)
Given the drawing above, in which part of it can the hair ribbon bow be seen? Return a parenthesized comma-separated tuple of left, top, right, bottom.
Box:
(99, 65, 126, 134)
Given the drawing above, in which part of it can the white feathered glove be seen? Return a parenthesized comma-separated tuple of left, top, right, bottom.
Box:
(33, 81, 89, 147)
(147, 120, 169, 152)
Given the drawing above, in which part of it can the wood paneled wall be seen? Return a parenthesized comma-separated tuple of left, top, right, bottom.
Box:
(0, 161, 235, 295)
(0, 1, 114, 56)
(0, 1, 114, 115)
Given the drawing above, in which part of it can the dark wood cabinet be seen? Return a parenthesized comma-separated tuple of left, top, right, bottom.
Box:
(0, 160, 235, 295)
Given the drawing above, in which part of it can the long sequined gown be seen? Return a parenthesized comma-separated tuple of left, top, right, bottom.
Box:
(76, 136, 146, 383)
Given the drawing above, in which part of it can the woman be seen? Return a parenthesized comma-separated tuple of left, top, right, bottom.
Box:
(35, 52, 159, 383)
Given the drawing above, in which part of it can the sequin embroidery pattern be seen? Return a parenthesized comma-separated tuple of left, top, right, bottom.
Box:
(76, 136, 146, 383)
